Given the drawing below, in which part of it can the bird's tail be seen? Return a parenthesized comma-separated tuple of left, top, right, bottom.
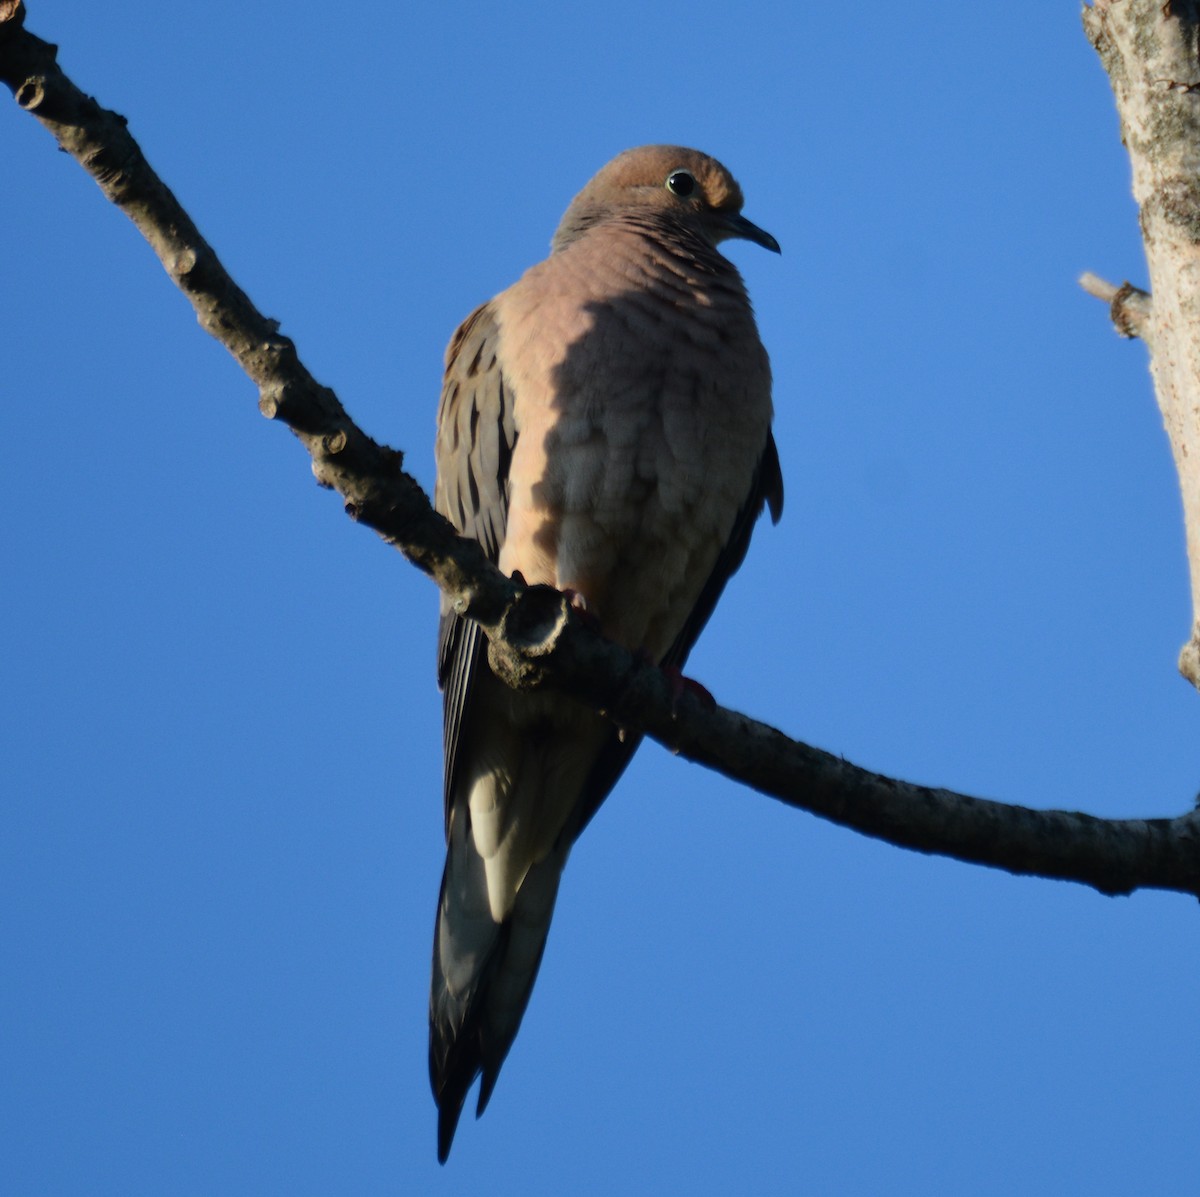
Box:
(429, 816, 568, 1163)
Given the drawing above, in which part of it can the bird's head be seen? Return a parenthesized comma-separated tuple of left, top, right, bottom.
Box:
(552, 144, 780, 256)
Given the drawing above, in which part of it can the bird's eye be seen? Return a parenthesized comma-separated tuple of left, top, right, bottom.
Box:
(665, 169, 697, 198)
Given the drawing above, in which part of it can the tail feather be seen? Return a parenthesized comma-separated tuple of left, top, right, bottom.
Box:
(430, 821, 567, 1162)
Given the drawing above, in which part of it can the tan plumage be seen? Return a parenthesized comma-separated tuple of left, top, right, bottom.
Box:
(430, 145, 783, 1161)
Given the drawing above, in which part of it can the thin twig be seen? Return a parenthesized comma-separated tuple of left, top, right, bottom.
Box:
(1079, 272, 1154, 342)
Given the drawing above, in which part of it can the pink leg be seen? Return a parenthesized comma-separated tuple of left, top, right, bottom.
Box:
(561, 587, 601, 631)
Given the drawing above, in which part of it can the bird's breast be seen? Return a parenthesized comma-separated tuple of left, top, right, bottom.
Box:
(493, 235, 771, 658)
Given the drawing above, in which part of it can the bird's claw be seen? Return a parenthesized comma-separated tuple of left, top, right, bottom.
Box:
(661, 665, 716, 716)
(561, 587, 601, 631)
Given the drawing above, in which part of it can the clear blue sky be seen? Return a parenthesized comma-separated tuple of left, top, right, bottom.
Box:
(4, 2, 1198, 1193)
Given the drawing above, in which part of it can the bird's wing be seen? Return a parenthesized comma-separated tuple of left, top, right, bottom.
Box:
(434, 301, 517, 832)
(661, 430, 783, 673)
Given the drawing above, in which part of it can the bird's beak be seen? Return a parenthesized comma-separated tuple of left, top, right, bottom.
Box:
(720, 212, 781, 254)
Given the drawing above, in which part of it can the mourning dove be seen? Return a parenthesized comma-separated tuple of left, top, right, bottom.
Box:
(430, 144, 783, 1161)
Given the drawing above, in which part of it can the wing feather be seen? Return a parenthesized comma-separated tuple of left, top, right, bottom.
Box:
(434, 303, 517, 832)
(661, 431, 783, 673)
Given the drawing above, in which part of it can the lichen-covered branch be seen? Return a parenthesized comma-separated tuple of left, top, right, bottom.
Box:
(4, 1, 1199, 898)
(1084, 0, 1200, 687)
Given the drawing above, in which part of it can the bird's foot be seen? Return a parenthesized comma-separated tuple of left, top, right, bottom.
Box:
(561, 588, 601, 632)
(661, 666, 716, 716)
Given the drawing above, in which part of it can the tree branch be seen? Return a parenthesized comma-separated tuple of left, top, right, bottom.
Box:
(1084, 0, 1200, 687)
(1078, 272, 1154, 344)
(4, 1, 1198, 899)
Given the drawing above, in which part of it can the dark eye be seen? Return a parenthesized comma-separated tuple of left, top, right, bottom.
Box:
(665, 169, 697, 198)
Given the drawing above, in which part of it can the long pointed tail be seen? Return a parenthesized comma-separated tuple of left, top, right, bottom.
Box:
(429, 820, 567, 1162)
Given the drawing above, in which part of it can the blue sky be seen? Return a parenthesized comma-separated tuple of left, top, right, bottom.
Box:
(4, 2, 1198, 1193)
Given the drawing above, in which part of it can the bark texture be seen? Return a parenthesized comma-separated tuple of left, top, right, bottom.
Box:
(1084, 0, 1200, 686)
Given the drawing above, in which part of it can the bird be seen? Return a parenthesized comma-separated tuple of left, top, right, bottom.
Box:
(429, 144, 783, 1161)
